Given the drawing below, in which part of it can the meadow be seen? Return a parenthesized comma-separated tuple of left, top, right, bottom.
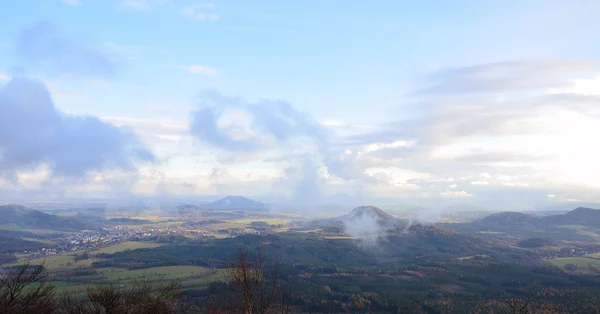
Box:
(44, 266, 222, 294)
(546, 256, 600, 275)
(89, 241, 163, 255)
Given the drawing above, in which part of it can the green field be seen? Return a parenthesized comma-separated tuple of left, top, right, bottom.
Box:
(47, 266, 222, 293)
(90, 241, 163, 255)
(458, 254, 489, 260)
(230, 218, 290, 225)
(557, 225, 600, 239)
(10, 241, 223, 293)
(0, 223, 23, 230)
(546, 257, 600, 275)
(585, 252, 600, 258)
(15, 251, 85, 270)
(11, 241, 163, 271)
(21, 237, 56, 245)
(202, 218, 291, 231)
(204, 222, 246, 229)
(101, 265, 215, 281)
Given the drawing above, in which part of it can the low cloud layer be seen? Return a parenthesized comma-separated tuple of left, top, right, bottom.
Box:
(337, 59, 600, 206)
(0, 77, 154, 182)
(423, 60, 599, 95)
(190, 90, 328, 152)
(189, 91, 334, 205)
(183, 59, 600, 209)
(182, 60, 600, 208)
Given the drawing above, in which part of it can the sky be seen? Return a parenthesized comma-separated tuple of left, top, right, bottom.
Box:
(1, 0, 600, 210)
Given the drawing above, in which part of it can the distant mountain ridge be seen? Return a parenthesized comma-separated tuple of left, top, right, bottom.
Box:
(477, 211, 539, 225)
(204, 196, 268, 210)
(447, 207, 600, 241)
(473, 207, 600, 228)
(541, 207, 600, 227)
(0, 204, 90, 231)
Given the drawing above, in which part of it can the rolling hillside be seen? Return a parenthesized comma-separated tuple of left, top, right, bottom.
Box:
(541, 207, 600, 227)
(311, 205, 404, 227)
(0, 204, 90, 231)
(445, 207, 600, 242)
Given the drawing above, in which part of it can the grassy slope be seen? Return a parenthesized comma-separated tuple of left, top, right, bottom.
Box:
(90, 241, 163, 255)
(546, 257, 600, 275)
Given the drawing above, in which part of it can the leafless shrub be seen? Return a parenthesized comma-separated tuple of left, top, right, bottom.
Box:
(208, 247, 292, 314)
(0, 261, 55, 314)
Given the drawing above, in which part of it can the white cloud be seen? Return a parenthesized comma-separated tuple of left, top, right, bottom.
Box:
(440, 190, 473, 198)
(181, 4, 219, 21)
(319, 119, 347, 127)
(548, 75, 600, 96)
(361, 140, 412, 154)
(333, 60, 600, 205)
(100, 116, 191, 144)
(11, 56, 600, 206)
(364, 167, 430, 186)
(187, 64, 219, 76)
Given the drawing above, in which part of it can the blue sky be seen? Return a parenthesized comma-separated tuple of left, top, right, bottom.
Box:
(1, 0, 600, 210)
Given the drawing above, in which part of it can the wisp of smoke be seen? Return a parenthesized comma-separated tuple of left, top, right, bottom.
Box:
(403, 216, 413, 234)
(343, 213, 385, 248)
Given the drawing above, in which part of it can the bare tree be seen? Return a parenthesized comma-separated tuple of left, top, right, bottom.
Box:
(1, 262, 190, 314)
(86, 284, 128, 313)
(55, 291, 90, 314)
(0, 262, 55, 314)
(84, 278, 184, 314)
(211, 247, 291, 314)
(505, 296, 531, 314)
(126, 278, 184, 313)
(56, 277, 185, 314)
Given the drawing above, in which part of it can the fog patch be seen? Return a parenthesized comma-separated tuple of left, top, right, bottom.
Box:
(343, 213, 386, 248)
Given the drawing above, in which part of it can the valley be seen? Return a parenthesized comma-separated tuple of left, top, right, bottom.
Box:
(3, 199, 600, 312)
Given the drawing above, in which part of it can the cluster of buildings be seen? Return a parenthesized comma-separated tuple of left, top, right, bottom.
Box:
(18, 218, 291, 260)
(18, 225, 178, 259)
(542, 246, 594, 259)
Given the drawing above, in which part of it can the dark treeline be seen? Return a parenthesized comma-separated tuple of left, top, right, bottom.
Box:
(85, 234, 600, 313)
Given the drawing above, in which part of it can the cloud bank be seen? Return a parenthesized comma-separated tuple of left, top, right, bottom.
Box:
(190, 90, 328, 152)
(187, 59, 600, 209)
(0, 77, 154, 182)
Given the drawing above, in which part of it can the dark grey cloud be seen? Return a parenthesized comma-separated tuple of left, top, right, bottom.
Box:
(0, 76, 154, 180)
(190, 90, 328, 152)
(16, 21, 117, 78)
(422, 59, 600, 95)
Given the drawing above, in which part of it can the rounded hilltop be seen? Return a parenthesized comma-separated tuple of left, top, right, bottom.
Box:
(478, 211, 537, 225)
(348, 205, 395, 220)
